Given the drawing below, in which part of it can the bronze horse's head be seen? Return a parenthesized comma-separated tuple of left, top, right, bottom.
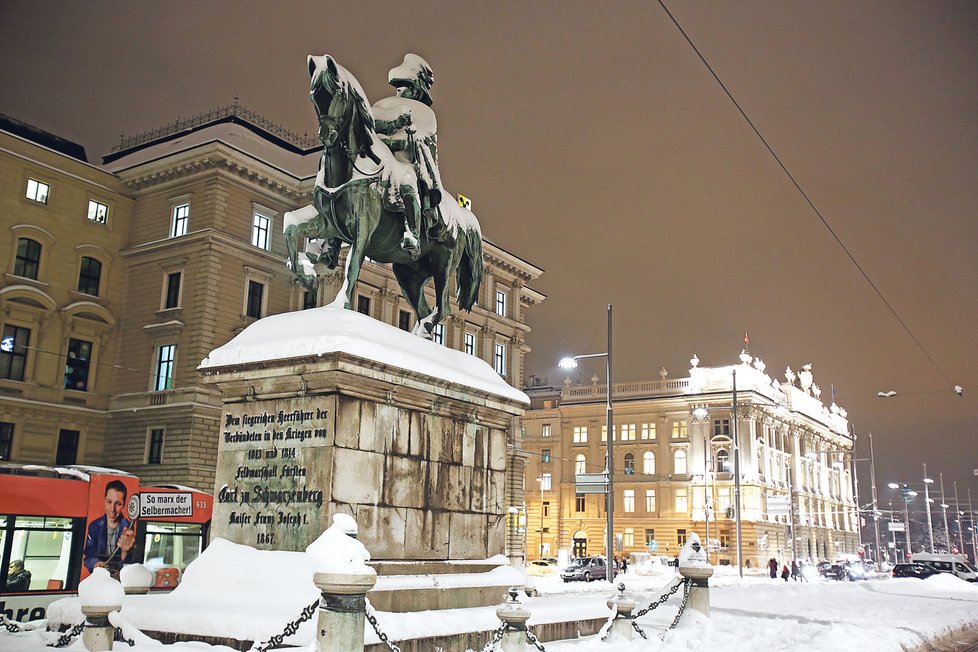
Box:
(307, 54, 376, 161)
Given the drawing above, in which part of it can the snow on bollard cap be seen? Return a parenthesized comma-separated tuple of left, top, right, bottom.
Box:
(678, 533, 714, 580)
(120, 564, 155, 594)
(78, 568, 124, 615)
(306, 514, 376, 594)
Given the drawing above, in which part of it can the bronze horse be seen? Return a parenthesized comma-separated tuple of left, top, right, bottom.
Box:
(283, 54, 483, 338)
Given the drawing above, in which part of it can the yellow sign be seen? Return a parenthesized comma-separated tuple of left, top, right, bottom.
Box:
(457, 194, 472, 211)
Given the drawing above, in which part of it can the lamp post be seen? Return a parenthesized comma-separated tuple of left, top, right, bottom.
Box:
(939, 473, 950, 553)
(558, 303, 614, 583)
(731, 369, 743, 577)
(922, 464, 935, 554)
(535, 476, 545, 559)
(955, 481, 966, 556)
(868, 434, 882, 567)
(889, 483, 915, 557)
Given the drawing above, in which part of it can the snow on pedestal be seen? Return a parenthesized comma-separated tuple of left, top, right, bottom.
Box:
(677, 532, 713, 619)
(120, 564, 155, 595)
(78, 568, 123, 652)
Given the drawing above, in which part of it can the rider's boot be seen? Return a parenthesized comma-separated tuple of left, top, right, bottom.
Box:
(400, 188, 423, 260)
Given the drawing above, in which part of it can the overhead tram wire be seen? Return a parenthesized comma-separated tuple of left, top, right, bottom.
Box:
(656, 0, 958, 391)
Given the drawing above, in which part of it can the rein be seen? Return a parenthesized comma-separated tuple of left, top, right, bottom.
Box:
(340, 140, 384, 176)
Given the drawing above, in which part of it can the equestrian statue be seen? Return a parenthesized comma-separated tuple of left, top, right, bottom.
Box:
(283, 53, 484, 339)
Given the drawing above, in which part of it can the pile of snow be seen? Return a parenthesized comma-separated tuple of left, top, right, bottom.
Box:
(306, 514, 372, 575)
(199, 305, 527, 404)
(78, 568, 124, 608)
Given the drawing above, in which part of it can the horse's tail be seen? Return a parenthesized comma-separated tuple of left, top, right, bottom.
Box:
(455, 227, 484, 312)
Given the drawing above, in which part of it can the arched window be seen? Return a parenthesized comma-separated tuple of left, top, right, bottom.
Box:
(674, 449, 687, 475)
(623, 453, 635, 475)
(716, 448, 730, 472)
(77, 257, 102, 296)
(643, 451, 655, 475)
(14, 238, 41, 280)
(575, 454, 586, 475)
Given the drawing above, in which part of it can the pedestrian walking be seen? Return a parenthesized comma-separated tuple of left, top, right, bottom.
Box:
(791, 560, 799, 581)
(781, 564, 790, 582)
(768, 558, 778, 579)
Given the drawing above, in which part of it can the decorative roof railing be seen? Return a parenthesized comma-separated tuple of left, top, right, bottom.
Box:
(112, 102, 319, 152)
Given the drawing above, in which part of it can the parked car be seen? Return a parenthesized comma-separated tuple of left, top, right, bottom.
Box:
(527, 560, 557, 576)
(891, 563, 941, 580)
(560, 556, 614, 582)
(819, 562, 864, 581)
(911, 554, 978, 582)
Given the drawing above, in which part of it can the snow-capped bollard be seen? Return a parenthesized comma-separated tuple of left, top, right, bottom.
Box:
(120, 564, 155, 595)
(677, 532, 714, 618)
(605, 582, 637, 641)
(495, 587, 530, 652)
(307, 514, 377, 652)
(78, 568, 124, 652)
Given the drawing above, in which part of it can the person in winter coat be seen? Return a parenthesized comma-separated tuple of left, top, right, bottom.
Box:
(791, 560, 800, 581)
(769, 558, 778, 579)
(781, 564, 790, 582)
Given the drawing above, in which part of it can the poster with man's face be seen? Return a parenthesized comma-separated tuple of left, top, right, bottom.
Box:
(81, 474, 140, 580)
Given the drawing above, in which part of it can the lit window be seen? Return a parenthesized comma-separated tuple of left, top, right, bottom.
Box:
(464, 332, 476, 355)
(575, 454, 586, 475)
(541, 424, 552, 438)
(716, 448, 730, 473)
(541, 448, 551, 464)
(495, 289, 507, 316)
(164, 272, 182, 309)
(171, 204, 189, 237)
(602, 425, 617, 442)
(540, 473, 552, 491)
(645, 489, 656, 512)
(675, 489, 688, 514)
(641, 422, 656, 440)
(77, 257, 102, 296)
(56, 429, 79, 465)
(26, 178, 49, 203)
(493, 342, 506, 376)
(672, 420, 687, 439)
(573, 426, 588, 444)
(623, 528, 634, 547)
(0, 422, 12, 460)
(623, 490, 635, 513)
(87, 200, 108, 223)
(252, 212, 271, 250)
(674, 449, 687, 475)
(0, 324, 30, 381)
(677, 528, 687, 545)
(623, 453, 635, 474)
(147, 428, 165, 464)
(154, 344, 175, 391)
(713, 419, 730, 437)
(14, 238, 41, 280)
(621, 424, 636, 441)
(433, 323, 444, 345)
(643, 451, 655, 475)
(718, 488, 731, 512)
(64, 338, 93, 392)
(246, 280, 265, 319)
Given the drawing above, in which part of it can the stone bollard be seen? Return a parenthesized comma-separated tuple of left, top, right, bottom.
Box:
(605, 582, 637, 641)
(677, 533, 714, 619)
(313, 570, 377, 652)
(120, 564, 155, 595)
(495, 587, 530, 652)
(77, 568, 123, 652)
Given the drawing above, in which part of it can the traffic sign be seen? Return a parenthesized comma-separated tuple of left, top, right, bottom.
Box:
(648, 539, 658, 552)
(767, 495, 790, 516)
(575, 472, 608, 495)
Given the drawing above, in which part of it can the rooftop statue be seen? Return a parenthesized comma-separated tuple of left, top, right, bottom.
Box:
(283, 53, 483, 339)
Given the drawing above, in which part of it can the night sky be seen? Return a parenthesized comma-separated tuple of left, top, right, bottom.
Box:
(2, 1, 976, 501)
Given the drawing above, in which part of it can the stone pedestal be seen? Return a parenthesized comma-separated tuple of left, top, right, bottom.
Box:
(201, 348, 525, 559)
(678, 566, 713, 618)
(314, 570, 377, 652)
(495, 588, 530, 652)
(80, 606, 116, 652)
(606, 584, 637, 641)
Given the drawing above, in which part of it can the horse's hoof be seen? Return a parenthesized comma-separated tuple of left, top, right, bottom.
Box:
(401, 236, 421, 260)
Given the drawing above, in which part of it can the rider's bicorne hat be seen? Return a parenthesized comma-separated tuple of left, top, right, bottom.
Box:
(388, 54, 434, 106)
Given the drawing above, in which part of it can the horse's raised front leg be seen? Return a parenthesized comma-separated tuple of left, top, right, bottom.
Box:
(284, 223, 319, 291)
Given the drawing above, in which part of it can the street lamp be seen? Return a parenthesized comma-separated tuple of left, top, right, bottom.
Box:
(535, 476, 545, 559)
(558, 303, 614, 583)
(888, 483, 916, 558)
(923, 466, 935, 554)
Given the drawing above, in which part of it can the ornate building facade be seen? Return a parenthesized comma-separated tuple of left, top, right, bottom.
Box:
(521, 352, 859, 568)
(0, 108, 543, 556)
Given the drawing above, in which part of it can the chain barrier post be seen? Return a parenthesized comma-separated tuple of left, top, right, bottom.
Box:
(495, 587, 530, 652)
(678, 551, 714, 617)
(605, 582, 636, 642)
(80, 605, 118, 652)
(313, 569, 377, 652)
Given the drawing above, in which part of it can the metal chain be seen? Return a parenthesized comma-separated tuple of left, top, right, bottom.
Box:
(253, 598, 319, 652)
(478, 622, 506, 652)
(364, 599, 401, 652)
(629, 577, 685, 620)
(113, 626, 136, 647)
(667, 579, 692, 631)
(631, 621, 649, 640)
(48, 622, 84, 648)
(1, 615, 23, 633)
(525, 626, 547, 651)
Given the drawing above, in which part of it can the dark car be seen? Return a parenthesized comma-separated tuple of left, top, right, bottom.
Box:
(560, 556, 614, 582)
(819, 563, 864, 581)
(891, 563, 941, 580)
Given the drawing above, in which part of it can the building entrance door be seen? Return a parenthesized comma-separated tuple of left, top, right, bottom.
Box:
(573, 537, 587, 558)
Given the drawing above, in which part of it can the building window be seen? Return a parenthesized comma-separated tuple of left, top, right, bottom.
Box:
(677, 528, 688, 545)
(716, 448, 730, 472)
(147, 428, 165, 464)
(645, 489, 656, 512)
(252, 212, 272, 250)
(493, 342, 506, 376)
(641, 422, 656, 440)
(26, 178, 49, 203)
(0, 422, 13, 460)
(623, 528, 634, 547)
(246, 280, 265, 319)
(713, 419, 731, 437)
(63, 338, 93, 392)
(0, 324, 30, 381)
(303, 290, 317, 310)
(87, 200, 108, 223)
(623, 489, 635, 513)
(643, 451, 655, 475)
(576, 494, 585, 512)
(543, 501, 550, 517)
(541, 448, 551, 464)
(171, 203, 189, 237)
(674, 449, 687, 475)
(464, 331, 476, 355)
(573, 426, 588, 444)
(357, 295, 371, 316)
(645, 528, 656, 545)
(575, 454, 586, 475)
(56, 429, 79, 465)
(398, 310, 411, 331)
(621, 424, 636, 441)
(433, 323, 444, 345)
(495, 289, 507, 316)
(541, 424, 552, 438)
(540, 473, 552, 491)
(154, 344, 175, 391)
(672, 420, 687, 439)
(77, 257, 102, 296)
(675, 489, 688, 513)
(14, 238, 41, 279)
(164, 272, 182, 309)
(623, 453, 635, 474)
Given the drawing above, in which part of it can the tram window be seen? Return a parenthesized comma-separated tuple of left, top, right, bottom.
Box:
(6, 516, 74, 591)
(143, 523, 203, 575)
